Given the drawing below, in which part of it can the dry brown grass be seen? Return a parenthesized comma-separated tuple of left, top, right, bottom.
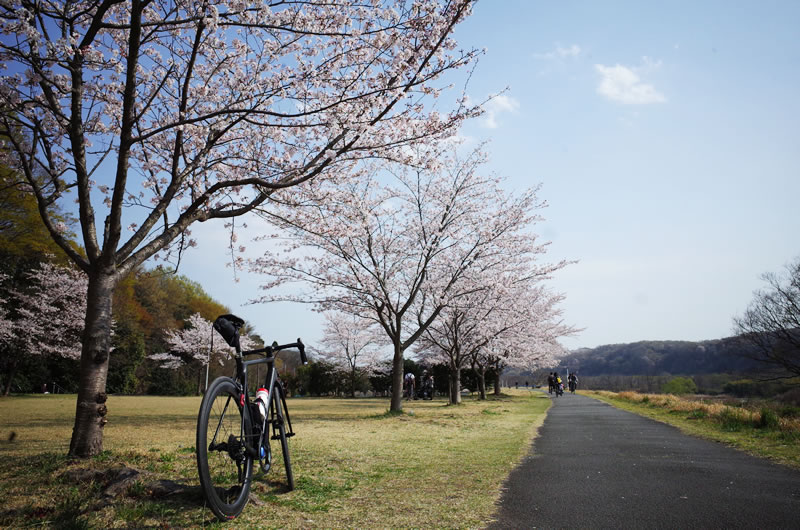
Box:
(0, 390, 550, 528)
(587, 390, 800, 469)
(597, 390, 800, 433)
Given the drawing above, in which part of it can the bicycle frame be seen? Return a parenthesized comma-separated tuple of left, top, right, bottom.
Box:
(233, 342, 302, 459)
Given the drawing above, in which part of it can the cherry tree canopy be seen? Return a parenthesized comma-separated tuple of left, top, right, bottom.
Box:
(0, 0, 480, 270)
(316, 311, 384, 373)
(416, 239, 574, 402)
(0, 273, 10, 344)
(0, 261, 88, 395)
(251, 145, 560, 409)
(0, 0, 479, 456)
(0, 260, 88, 359)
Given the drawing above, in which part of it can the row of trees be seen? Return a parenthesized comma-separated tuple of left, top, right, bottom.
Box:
(0, 0, 577, 458)
(0, 255, 243, 397)
(285, 358, 499, 399)
(255, 144, 575, 407)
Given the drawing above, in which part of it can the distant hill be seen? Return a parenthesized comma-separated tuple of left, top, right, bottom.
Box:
(560, 336, 762, 376)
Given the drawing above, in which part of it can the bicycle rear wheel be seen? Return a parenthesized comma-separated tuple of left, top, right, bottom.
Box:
(197, 377, 253, 520)
(272, 383, 294, 490)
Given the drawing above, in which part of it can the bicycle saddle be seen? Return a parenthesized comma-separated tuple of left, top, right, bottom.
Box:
(213, 314, 245, 347)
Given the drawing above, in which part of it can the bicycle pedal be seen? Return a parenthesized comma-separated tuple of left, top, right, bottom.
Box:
(286, 432, 295, 438)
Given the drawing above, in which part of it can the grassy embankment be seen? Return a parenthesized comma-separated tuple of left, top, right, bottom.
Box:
(0, 390, 549, 528)
(586, 390, 800, 469)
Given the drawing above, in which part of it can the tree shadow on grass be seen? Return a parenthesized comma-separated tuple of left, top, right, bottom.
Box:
(2, 445, 299, 527)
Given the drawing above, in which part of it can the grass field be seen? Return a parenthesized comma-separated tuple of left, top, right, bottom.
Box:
(586, 390, 800, 469)
(0, 390, 549, 528)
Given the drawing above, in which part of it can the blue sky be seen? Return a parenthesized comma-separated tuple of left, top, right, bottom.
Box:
(183, 0, 800, 350)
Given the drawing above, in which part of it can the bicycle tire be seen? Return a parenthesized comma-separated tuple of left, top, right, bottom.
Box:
(196, 377, 253, 520)
(273, 383, 294, 490)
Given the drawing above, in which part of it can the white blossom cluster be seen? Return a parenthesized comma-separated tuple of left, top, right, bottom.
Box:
(251, 143, 576, 401)
(148, 312, 257, 369)
(0, 262, 88, 360)
(0, 0, 480, 274)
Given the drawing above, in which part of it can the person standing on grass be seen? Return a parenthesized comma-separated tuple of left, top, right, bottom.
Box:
(547, 372, 555, 394)
(404, 372, 416, 400)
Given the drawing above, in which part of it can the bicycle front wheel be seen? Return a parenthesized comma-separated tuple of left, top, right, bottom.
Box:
(197, 377, 253, 520)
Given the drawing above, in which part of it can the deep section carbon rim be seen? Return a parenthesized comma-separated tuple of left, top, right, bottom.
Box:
(197, 377, 253, 520)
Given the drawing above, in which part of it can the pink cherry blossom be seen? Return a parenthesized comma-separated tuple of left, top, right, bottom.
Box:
(0, 0, 479, 455)
(250, 144, 573, 410)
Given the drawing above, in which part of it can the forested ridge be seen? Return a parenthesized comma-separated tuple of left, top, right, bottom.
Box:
(562, 337, 763, 376)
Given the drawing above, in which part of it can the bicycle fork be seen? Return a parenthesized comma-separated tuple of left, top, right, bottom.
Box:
(268, 381, 295, 440)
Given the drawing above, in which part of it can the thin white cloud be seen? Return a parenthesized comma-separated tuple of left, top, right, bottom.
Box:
(639, 56, 663, 72)
(535, 44, 582, 61)
(482, 94, 520, 129)
(594, 62, 666, 105)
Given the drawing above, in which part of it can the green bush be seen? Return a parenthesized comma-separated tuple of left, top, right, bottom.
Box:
(758, 407, 780, 429)
(661, 376, 697, 395)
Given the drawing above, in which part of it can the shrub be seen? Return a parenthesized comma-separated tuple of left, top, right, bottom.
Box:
(758, 407, 780, 429)
(661, 377, 697, 395)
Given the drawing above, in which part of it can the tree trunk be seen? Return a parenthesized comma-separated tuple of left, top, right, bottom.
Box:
(448, 362, 461, 405)
(68, 270, 116, 458)
(493, 368, 502, 396)
(2, 357, 20, 396)
(389, 340, 404, 412)
(477, 366, 486, 400)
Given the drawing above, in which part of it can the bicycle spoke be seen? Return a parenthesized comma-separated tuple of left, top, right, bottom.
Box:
(209, 395, 232, 449)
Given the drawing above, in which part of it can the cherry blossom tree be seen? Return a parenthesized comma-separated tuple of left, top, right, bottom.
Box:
(0, 261, 87, 396)
(0, 0, 479, 456)
(0, 272, 13, 364)
(470, 297, 574, 399)
(148, 312, 256, 393)
(417, 266, 573, 403)
(252, 145, 555, 411)
(316, 311, 384, 397)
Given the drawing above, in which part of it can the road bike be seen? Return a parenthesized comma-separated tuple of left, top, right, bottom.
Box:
(196, 314, 307, 521)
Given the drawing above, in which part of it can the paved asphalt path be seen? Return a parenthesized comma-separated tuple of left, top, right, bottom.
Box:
(489, 392, 800, 529)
